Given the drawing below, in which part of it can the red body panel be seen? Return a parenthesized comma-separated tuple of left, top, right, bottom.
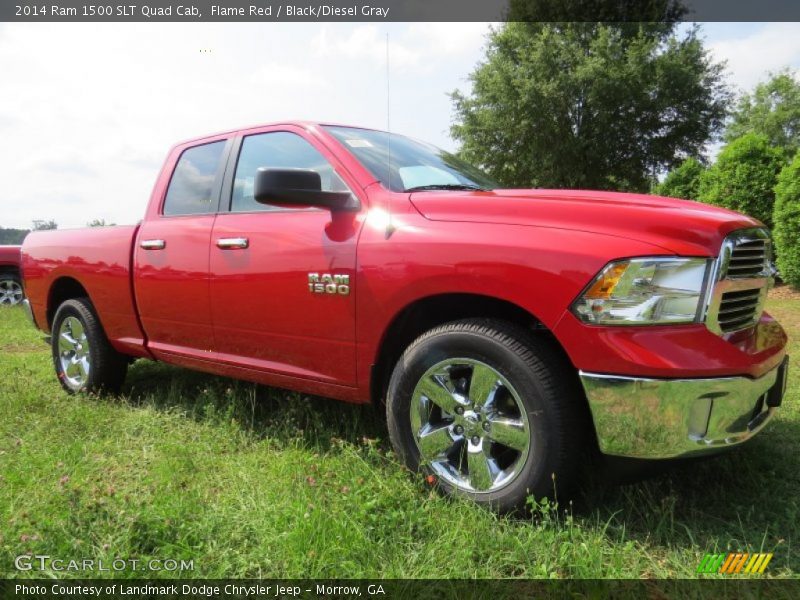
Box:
(19, 121, 788, 405)
(409, 189, 758, 257)
(0, 245, 22, 267)
(20, 226, 150, 358)
(553, 311, 787, 380)
(134, 214, 216, 355)
(209, 210, 360, 385)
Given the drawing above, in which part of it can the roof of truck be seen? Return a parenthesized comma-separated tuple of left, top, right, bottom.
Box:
(174, 121, 386, 147)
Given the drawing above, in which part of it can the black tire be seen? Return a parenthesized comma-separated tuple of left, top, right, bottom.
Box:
(0, 273, 24, 306)
(51, 297, 128, 394)
(386, 318, 587, 512)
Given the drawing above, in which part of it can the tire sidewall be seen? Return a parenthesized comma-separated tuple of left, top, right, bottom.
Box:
(0, 274, 23, 306)
(51, 300, 99, 393)
(387, 326, 561, 510)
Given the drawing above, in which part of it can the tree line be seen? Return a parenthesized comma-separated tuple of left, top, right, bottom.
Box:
(0, 220, 56, 244)
(0, 219, 116, 245)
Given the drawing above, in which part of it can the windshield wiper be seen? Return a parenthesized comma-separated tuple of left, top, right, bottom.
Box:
(404, 184, 488, 192)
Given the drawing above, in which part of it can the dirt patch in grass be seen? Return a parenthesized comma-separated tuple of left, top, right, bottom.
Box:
(770, 284, 800, 300)
(5, 343, 48, 353)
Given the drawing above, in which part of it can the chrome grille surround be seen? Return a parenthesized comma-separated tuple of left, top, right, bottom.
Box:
(705, 227, 774, 335)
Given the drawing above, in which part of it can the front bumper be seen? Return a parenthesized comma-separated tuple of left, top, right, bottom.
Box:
(580, 357, 788, 459)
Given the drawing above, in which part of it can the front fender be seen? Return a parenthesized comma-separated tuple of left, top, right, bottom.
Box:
(354, 212, 673, 394)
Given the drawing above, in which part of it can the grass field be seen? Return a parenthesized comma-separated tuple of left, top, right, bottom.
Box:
(0, 295, 797, 579)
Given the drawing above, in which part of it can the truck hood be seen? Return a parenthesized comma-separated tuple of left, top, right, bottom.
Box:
(408, 189, 762, 256)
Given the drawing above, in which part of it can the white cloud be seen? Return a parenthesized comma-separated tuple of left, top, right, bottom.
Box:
(0, 22, 492, 229)
(405, 22, 493, 57)
(249, 62, 328, 88)
(706, 22, 800, 92)
(311, 22, 492, 72)
(311, 25, 420, 67)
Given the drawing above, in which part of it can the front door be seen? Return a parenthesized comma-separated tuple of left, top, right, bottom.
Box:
(209, 128, 361, 386)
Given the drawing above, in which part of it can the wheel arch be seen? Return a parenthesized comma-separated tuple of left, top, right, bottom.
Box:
(370, 292, 575, 406)
(0, 265, 21, 277)
(47, 276, 91, 328)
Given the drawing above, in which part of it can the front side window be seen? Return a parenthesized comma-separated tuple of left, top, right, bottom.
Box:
(162, 141, 226, 216)
(231, 132, 349, 212)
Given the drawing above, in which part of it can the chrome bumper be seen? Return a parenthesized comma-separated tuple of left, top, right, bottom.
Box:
(580, 361, 788, 459)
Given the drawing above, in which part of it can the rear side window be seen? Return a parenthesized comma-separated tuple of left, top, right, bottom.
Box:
(163, 141, 226, 216)
(231, 132, 349, 212)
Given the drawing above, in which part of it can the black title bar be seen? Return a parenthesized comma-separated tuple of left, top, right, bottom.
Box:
(4, 579, 800, 600)
(2, 0, 800, 22)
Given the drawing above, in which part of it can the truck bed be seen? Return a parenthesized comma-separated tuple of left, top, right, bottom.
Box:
(21, 225, 150, 358)
(0, 245, 22, 266)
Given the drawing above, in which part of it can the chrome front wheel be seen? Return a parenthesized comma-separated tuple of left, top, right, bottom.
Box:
(387, 319, 588, 512)
(411, 358, 531, 493)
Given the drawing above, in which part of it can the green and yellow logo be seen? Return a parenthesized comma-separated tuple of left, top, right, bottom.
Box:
(697, 552, 773, 574)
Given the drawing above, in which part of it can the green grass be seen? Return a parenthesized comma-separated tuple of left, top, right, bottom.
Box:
(0, 299, 798, 579)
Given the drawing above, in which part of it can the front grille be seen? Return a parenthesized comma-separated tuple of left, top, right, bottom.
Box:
(706, 228, 773, 335)
(725, 238, 769, 278)
(717, 288, 763, 333)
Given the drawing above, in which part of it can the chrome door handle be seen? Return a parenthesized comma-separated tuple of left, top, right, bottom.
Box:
(140, 239, 166, 250)
(216, 237, 249, 250)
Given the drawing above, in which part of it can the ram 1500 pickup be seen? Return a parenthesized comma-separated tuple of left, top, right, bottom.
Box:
(20, 122, 789, 510)
(0, 245, 24, 306)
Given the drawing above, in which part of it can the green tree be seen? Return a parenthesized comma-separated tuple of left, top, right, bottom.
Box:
(725, 70, 800, 159)
(451, 22, 730, 192)
(773, 152, 800, 288)
(654, 157, 705, 199)
(87, 219, 115, 227)
(32, 219, 57, 231)
(506, 0, 687, 22)
(0, 228, 29, 244)
(698, 133, 784, 228)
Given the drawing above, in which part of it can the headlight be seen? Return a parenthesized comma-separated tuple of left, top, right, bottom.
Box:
(572, 257, 711, 325)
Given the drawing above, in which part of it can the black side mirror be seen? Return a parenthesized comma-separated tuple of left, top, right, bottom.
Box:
(253, 168, 359, 211)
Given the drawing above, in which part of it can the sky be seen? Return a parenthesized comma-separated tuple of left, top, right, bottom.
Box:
(0, 21, 799, 230)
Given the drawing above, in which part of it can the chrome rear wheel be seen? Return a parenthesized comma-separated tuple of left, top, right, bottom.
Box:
(51, 297, 128, 394)
(57, 316, 91, 390)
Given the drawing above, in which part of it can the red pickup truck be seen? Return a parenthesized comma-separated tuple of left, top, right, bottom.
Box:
(0, 245, 24, 306)
(21, 122, 789, 510)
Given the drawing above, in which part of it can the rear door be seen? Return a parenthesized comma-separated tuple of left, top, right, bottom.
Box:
(134, 138, 231, 357)
(209, 127, 361, 386)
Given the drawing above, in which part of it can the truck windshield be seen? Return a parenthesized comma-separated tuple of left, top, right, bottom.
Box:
(323, 126, 498, 193)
